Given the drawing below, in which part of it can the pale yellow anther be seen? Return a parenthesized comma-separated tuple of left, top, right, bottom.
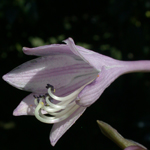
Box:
(40, 102, 44, 105)
(54, 89, 55, 93)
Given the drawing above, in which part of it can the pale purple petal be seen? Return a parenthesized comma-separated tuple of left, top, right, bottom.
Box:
(124, 139, 147, 150)
(64, 38, 123, 71)
(23, 44, 74, 56)
(50, 106, 86, 146)
(13, 93, 36, 116)
(117, 60, 150, 73)
(124, 146, 147, 150)
(23, 37, 104, 70)
(77, 60, 150, 107)
(63, 38, 89, 63)
(77, 65, 124, 107)
(3, 55, 98, 93)
(23, 37, 96, 59)
(13, 93, 47, 116)
(23, 37, 95, 64)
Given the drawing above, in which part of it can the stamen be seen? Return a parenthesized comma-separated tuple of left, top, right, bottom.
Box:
(47, 79, 94, 102)
(34, 95, 44, 105)
(42, 106, 59, 113)
(47, 88, 78, 101)
(45, 96, 74, 109)
(35, 102, 79, 124)
(46, 84, 55, 92)
(34, 98, 39, 106)
(34, 78, 96, 124)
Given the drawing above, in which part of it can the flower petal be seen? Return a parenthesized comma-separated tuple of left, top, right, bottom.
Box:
(13, 93, 36, 116)
(23, 37, 96, 62)
(50, 106, 86, 146)
(77, 65, 124, 107)
(23, 44, 74, 56)
(3, 55, 98, 93)
(64, 38, 123, 72)
(13, 93, 47, 116)
(23, 37, 108, 71)
(63, 38, 89, 63)
(78, 60, 150, 107)
(124, 146, 147, 150)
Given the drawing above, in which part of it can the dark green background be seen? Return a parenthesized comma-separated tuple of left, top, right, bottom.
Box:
(0, 0, 150, 149)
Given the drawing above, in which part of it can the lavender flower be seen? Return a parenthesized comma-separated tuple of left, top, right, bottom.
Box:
(2, 38, 150, 146)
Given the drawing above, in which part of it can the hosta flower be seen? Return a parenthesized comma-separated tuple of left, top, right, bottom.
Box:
(2, 38, 150, 146)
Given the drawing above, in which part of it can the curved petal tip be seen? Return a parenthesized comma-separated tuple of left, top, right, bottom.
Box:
(2, 73, 25, 90)
(2, 74, 7, 82)
(124, 145, 147, 150)
(2, 74, 19, 89)
(22, 47, 30, 53)
(50, 107, 86, 146)
(63, 37, 73, 44)
(50, 140, 56, 147)
(13, 101, 35, 116)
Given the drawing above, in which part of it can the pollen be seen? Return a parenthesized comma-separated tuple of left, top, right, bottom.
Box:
(97, 74, 99, 77)
(40, 102, 44, 105)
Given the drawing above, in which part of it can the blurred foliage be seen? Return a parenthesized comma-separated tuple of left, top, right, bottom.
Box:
(0, 0, 150, 150)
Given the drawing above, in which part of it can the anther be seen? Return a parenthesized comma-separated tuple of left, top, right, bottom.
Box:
(33, 95, 40, 102)
(46, 84, 55, 92)
(39, 95, 43, 98)
(45, 93, 49, 97)
(40, 101, 44, 105)
(33, 95, 37, 98)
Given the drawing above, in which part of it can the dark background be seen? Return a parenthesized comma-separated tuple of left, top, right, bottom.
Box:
(0, 0, 150, 149)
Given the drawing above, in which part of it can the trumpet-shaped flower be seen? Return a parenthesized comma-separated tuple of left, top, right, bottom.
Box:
(2, 38, 150, 146)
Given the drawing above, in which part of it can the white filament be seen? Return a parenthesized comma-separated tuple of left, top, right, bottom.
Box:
(47, 79, 94, 101)
(34, 79, 95, 124)
(35, 101, 79, 124)
(45, 96, 75, 109)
